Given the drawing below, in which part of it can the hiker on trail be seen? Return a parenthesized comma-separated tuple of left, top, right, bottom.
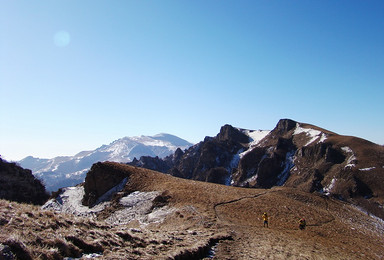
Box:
(299, 218, 306, 230)
(262, 212, 269, 228)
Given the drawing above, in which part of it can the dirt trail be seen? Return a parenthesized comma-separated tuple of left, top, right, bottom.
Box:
(209, 188, 379, 259)
(213, 191, 269, 223)
(121, 164, 384, 259)
(214, 225, 357, 260)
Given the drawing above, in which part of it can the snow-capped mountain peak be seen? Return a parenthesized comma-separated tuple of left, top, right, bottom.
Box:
(19, 134, 192, 192)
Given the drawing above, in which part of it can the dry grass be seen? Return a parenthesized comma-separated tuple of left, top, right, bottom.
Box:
(1, 163, 384, 259)
(0, 200, 109, 259)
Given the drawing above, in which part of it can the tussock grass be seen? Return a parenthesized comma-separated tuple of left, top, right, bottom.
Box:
(0, 198, 223, 259)
(0, 199, 110, 259)
(2, 163, 384, 259)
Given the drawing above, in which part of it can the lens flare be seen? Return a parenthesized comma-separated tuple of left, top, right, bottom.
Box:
(54, 31, 71, 47)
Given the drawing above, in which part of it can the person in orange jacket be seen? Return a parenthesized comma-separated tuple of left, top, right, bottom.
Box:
(262, 212, 269, 228)
(299, 218, 306, 230)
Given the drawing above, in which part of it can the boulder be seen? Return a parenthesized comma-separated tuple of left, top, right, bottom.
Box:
(82, 162, 130, 206)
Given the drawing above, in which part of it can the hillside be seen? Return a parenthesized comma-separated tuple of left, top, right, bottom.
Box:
(130, 119, 384, 221)
(2, 162, 383, 259)
(0, 157, 48, 205)
(18, 133, 192, 192)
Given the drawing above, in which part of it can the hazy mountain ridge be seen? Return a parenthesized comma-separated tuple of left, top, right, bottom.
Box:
(19, 133, 192, 192)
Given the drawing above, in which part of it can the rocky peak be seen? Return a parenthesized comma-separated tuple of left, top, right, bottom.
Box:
(128, 119, 384, 220)
(216, 124, 249, 144)
(173, 148, 184, 162)
(274, 119, 298, 135)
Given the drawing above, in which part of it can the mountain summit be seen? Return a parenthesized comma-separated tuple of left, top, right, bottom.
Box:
(19, 134, 192, 192)
(130, 119, 384, 220)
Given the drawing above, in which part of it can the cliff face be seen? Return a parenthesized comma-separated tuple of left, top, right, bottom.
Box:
(168, 124, 249, 184)
(82, 162, 131, 206)
(129, 119, 384, 219)
(0, 157, 49, 205)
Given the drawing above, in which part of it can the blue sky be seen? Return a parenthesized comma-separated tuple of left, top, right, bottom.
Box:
(1, 1, 383, 161)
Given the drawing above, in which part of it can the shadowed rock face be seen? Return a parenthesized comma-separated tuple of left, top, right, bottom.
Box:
(128, 119, 384, 219)
(216, 124, 250, 144)
(82, 162, 131, 206)
(274, 118, 297, 136)
(130, 125, 249, 184)
(0, 157, 49, 205)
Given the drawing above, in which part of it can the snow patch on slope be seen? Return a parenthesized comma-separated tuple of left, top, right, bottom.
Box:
(42, 178, 128, 217)
(42, 180, 175, 227)
(42, 186, 107, 217)
(293, 124, 327, 146)
(349, 205, 384, 236)
(322, 178, 337, 195)
(276, 150, 295, 186)
(65, 168, 89, 178)
(106, 191, 175, 226)
(236, 129, 270, 159)
(245, 130, 271, 147)
(359, 167, 376, 171)
(341, 146, 357, 169)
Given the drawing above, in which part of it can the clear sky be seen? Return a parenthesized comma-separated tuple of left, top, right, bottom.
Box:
(1, 1, 383, 161)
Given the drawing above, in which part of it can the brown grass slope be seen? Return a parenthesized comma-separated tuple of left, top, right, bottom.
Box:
(2, 162, 384, 259)
(268, 121, 384, 220)
(101, 163, 384, 259)
(321, 133, 384, 219)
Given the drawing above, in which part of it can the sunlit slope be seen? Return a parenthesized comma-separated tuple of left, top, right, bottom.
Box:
(99, 163, 384, 259)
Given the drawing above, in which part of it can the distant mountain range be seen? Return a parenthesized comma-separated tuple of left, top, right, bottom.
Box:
(2, 120, 384, 259)
(18, 134, 192, 192)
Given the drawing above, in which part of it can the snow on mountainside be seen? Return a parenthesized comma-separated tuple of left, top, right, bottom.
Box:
(130, 119, 384, 222)
(19, 134, 192, 192)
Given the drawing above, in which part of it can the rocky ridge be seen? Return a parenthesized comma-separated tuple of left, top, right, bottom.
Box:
(4, 162, 381, 259)
(0, 157, 49, 205)
(129, 119, 384, 220)
(18, 133, 192, 192)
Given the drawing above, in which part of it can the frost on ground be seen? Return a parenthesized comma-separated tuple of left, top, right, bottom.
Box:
(42, 186, 107, 217)
(106, 191, 175, 226)
(42, 178, 128, 217)
(340, 204, 384, 237)
(42, 178, 175, 227)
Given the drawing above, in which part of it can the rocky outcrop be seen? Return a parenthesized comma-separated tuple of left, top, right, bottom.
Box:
(0, 157, 49, 205)
(82, 162, 131, 206)
(130, 156, 173, 173)
(216, 124, 250, 144)
(131, 125, 250, 185)
(128, 119, 384, 219)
